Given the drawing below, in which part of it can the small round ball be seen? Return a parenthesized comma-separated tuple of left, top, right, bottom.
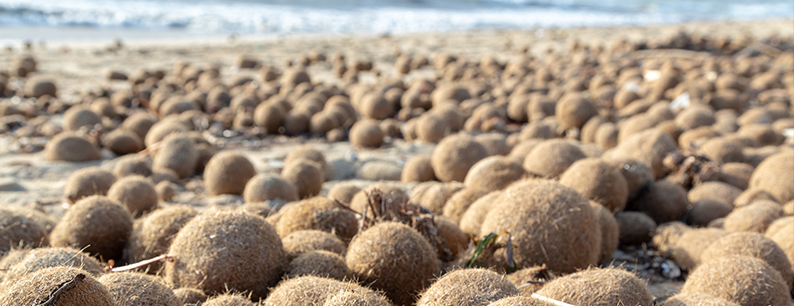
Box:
(431, 133, 489, 182)
(204, 151, 257, 196)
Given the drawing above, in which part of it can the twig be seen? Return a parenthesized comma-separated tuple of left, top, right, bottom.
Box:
(530, 293, 576, 306)
(107, 255, 174, 273)
(37, 273, 86, 306)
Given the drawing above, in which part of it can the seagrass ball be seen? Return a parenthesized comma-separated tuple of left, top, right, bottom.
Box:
(723, 200, 782, 233)
(631, 180, 689, 224)
(203, 294, 256, 306)
(281, 160, 324, 199)
(535, 267, 654, 306)
(670, 228, 728, 270)
(152, 133, 198, 179)
(464, 156, 526, 193)
(681, 255, 791, 306)
(50, 195, 133, 261)
(323, 290, 392, 306)
(204, 151, 256, 196)
(326, 183, 361, 205)
(555, 94, 597, 130)
(173, 288, 207, 304)
(0, 208, 49, 257)
(63, 106, 102, 132)
(281, 230, 347, 255)
(45, 132, 100, 162)
(522, 139, 586, 179)
(98, 272, 181, 306)
(615, 211, 656, 245)
(113, 155, 153, 178)
(590, 202, 619, 265)
(243, 173, 299, 203)
(64, 167, 117, 204)
(416, 114, 448, 143)
(700, 232, 793, 291)
(662, 292, 740, 306)
(402, 155, 436, 183)
(687, 199, 733, 227)
(431, 133, 489, 182)
(0, 266, 114, 306)
(124, 206, 197, 273)
(1, 247, 105, 288)
(102, 129, 144, 155)
(286, 250, 353, 280)
(416, 268, 518, 306)
(263, 275, 388, 306)
(749, 151, 794, 203)
(275, 197, 358, 241)
(107, 175, 158, 217)
(559, 158, 628, 213)
(350, 119, 385, 148)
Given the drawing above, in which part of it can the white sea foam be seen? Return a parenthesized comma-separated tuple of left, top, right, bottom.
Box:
(0, 0, 791, 35)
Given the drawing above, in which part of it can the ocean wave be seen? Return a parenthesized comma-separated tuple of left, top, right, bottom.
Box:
(0, 0, 791, 34)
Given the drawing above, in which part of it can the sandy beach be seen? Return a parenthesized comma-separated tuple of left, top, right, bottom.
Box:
(0, 18, 792, 305)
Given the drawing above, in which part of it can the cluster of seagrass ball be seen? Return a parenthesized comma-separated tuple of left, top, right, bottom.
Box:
(0, 30, 792, 306)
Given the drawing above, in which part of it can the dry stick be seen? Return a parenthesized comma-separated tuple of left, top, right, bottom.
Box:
(529, 293, 576, 306)
(37, 273, 86, 306)
(107, 254, 174, 273)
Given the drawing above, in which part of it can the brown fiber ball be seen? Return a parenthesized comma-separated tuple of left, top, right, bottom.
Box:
(749, 151, 794, 203)
(606, 129, 677, 179)
(631, 180, 689, 224)
(535, 268, 654, 306)
(662, 293, 740, 306)
(286, 250, 353, 280)
(156, 181, 177, 202)
(284, 146, 334, 181)
(555, 94, 597, 130)
(402, 155, 436, 183)
(281, 230, 347, 255)
(734, 188, 778, 207)
(560, 158, 628, 213)
(124, 206, 197, 273)
(63, 106, 102, 132)
(687, 199, 733, 227)
(281, 160, 324, 198)
(479, 180, 600, 274)
(416, 114, 448, 143)
(349, 183, 409, 219)
(464, 156, 526, 193)
(653, 221, 692, 253)
(98, 272, 181, 306)
(173, 288, 208, 304)
(204, 294, 256, 306)
(688, 181, 742, 207)
(45, 132, 100, 162)
(263, 275, 388, 306)
(442, 188, 489, 223)
(411, 182, 464, 215)
(350, 119, 385, 148)
(603, 157, 653, 201)
(152, 133, 198, 179)
(64, 167, 117, 204)
(0, 266, 113, 306)
(671, 228, 728, 270)
(699, 137, 744, 164)
(675, 106, 716, 130)
(243, 173, 299, 203)
(431, 133, 489, 182)
(360, 93, 394, 120)
(487, 296, 556, 306)
(681, 256, 790, 306)
(701, 232, 793, 291)
(1, 247, 105, 288)
(102, 129, 144, 155)
(123, 112, 158, 141)
(143, 119, 188, 148)
(590, 203, 619, 265)
(416, 268, 519, 306)
(113, 155, 153, 178)
(326, 183, 361, 205)
(359, 161, 402, 181)
(459, 191, 502, 235)
(163, 210, 287, 300)
(50, 195, 133, 261)
(718, 162, 754, 190)
(323, 290, 392, 306)
(615, 211, 657, 245)
(275, 197, 358, 241)
(346, 222, 439, 306)
(723, 200, 783, 233)
(107, 175, 158, 217)
(203, 151, 256, 196)
(434, 216, 469, 260)
(25, 77, 57, 98)
(522, 139, 586, 179)
(254, 102, 284, 134)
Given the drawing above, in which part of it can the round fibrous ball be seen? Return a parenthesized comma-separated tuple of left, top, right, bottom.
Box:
(555, 94, 597, 130)
(615, 211, 657, 245)
(349, 183, 409, 219)
(323, 289, 392, 306)
(416, 114, 448, 143)
(204, 151, 256, 196)
(143, 119, 188, 148)
(671, 228, 728, 270)
(607, 129, 677, 179)
(286, 250, 353, 280)
(723, 200, 783, 233)
(64, 167, 117, 204)
(346, 222, 438, 306)
(103, 129, 144, 155)
(243, 173, 299, 203)
(350, 119, 385, 148)
(535, 268, 654, 306)
(459, 191, 502, 235)
(281, 230, 347, 255)
(431, 133, 489, 182)
(590, 203, 619, 265)
(687, 199, 733, 227)
(50, 195, 133, 261)
(560, 158, 628, 213)
(1, 247, 105, 288)
(522, 139, 586, 179)
(359, 161, 402, 181)
(124, 206, 197, 273)
(0, 266, 113, 306)
(284, 146, 334, 181)
(173, 288, 208, 304)
(360, 93, 394, 120)
(682, 255, 791, 306)
(326, 183, 361, 205)
(0, 208, 49, 257)
(464, 156, 526, 193)
(25, 77, 57, 98)
(719, 162, 754, 190)
(63, 106, 102, 132)
(113, 155, 153, 178)
(434, 216, 469, 260)
(402, 155, 436, 183)
(411, 181, 464, 215)
(631, 180, 689, 224)
(479, 179, 600, 274)
(152, 133, 198, 179)
(486, 296, 557, 306)
(653, 221, 691, 253)
(701, 232, 793, 291)
(416, 268, 518, 306)
(663, 293, 740, 306)
(45, 132, 101, 162)
(734, 188, 778, 207)
(107, 175, 158, 217)
(749, 151, 794, 203)
(263, 275, 388, 306)
(164, 210, 287, 300)
(254, 102, 284, 134)
(281, 160, 324, 199)
(688, 181, 742, 207)
(699, 137, 744, 164)
(442, 188, 489, 224)
(156, 181, 177, 202)
(275, 197, 358, 241)
(123, 112, 158, 141)
(203, 294, 256, 306)
(99, 272, 181, 306)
